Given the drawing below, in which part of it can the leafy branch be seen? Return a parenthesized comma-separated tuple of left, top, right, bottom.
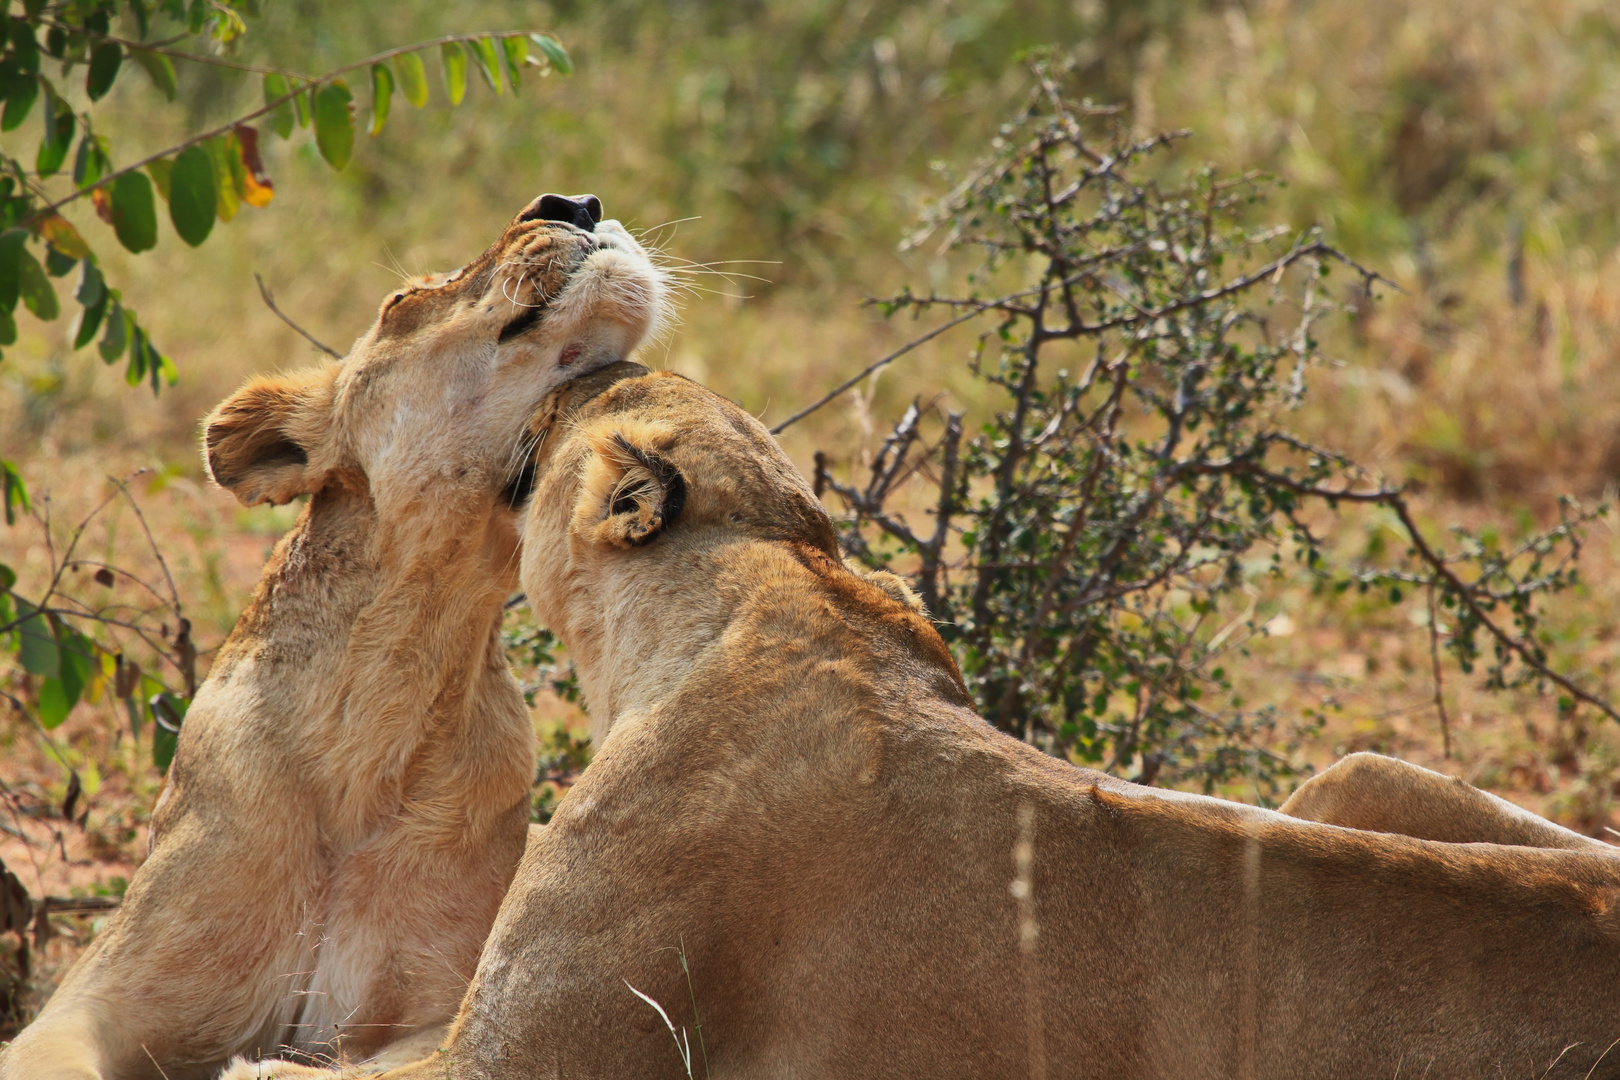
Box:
(0, 3, 575, 791)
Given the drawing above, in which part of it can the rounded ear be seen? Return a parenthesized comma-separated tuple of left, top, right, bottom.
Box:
(203, 364, 337, 506)
(578, 428, 686, 549)
(844, 560, 926, 614)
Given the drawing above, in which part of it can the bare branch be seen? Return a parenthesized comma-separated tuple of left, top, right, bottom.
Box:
(255, 274, 342, 359)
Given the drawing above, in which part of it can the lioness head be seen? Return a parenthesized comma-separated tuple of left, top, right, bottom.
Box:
(203, 194, 667, 523)
(516, 372, 952, 729)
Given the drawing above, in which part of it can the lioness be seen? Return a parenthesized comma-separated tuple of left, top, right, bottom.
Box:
(254, 365, 1619, 1080)
(0, 194, 668, 1080)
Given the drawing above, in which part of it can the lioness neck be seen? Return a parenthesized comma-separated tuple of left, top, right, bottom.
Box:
(569, 536, 969, 746)
(195, 481, 530, 845)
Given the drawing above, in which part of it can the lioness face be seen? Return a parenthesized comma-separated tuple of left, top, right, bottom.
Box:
(518, 375, 841, 726)
(205, 194, 668, 522)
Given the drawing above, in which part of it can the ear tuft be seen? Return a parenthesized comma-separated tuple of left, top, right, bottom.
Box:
(203, 365, 337, 506)
(845, 560, 926, 614)
(579, 425, 686, 548)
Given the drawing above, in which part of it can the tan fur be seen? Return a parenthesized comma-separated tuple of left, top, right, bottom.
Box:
(1281, 751, 1613, 852)
(304, 371, 1620, 1080)
(0, 199, 669, 1080)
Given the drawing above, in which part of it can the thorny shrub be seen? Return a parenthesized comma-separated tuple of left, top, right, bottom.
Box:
(801, 65, 1612, 800)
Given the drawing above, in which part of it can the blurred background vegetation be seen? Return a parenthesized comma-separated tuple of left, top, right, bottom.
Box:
(5, 0, 1620, 1007)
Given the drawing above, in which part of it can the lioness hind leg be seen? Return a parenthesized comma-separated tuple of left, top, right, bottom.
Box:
(1280, 751, 1611, 852)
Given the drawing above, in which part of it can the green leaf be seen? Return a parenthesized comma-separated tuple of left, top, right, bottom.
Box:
(16, 603, 57, 678)
(125, 321, 147, 386)
(206, 136, 238, 221)
(150, 691, 187, 771)
(57, 628, 92, 710)
(144, 333, 175, 395)
(98, 301, 127, 362)
(441, 43, 466, 105)
(395, 51, 429, 108)
(292, 81, 312, 128)
(146, 157, 171, 201)
(313, 80, 354, 170)
(125, 695, 144, 743)
(44, 246, 73, 277)
(168, 145, 216, 246)
(369, 63, 392, 137)
(129, 48, 177, 101)
(110, 170, 157, 253)
(1, 460, 27, 525)
(0, 59, 20, 107)
(38, 677, 71, 728)
(72, 133, 108, 188)
(0, 308, 16, 347)
(74, 259, 104, 309)
(501, 35, 526, 91)
(18, 247, 58, 320)
(262, 71, 294, 138)
(73, 290, 106, 348)
(0, 229, 27, 313)
(86, 42, 121, 101)
(468, 38, 502, 95)
(35, 90, 74, 178)
(2, 74, 38, 132)
(11, 22, 39, 74)
(530, 34, 573, 76)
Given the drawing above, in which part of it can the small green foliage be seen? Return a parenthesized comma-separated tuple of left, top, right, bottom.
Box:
(168, 146, 217, 247)
(0, 14, 570, 395)
(262, 72, 295, 138)
(85, 43, 120, 102)
(395, 51, 430, 108)
(110, 171, 157, 253)
(467, 37, 502, 95)
(0, 461, 26, 525)
(531, 34, 572, 76)
(440, 42, 467, 105)
(501, 35, 527, 91)
(149, 691, 187, 771)
(369, 63, 393, 137)
(16, 244, 55, 319)
(0, 73, 36, 132)
(128, 48, 177, 102)
(816, 64, 1613, 797)
(313, 80, 355, 170)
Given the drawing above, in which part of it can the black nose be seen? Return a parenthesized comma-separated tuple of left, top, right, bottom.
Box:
(520, 193, 603, 232)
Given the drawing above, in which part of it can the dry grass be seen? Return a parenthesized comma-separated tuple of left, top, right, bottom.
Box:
(6, 0, 1620, 1019)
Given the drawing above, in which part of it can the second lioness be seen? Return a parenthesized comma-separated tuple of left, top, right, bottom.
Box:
(247, 366, 1620, 1079)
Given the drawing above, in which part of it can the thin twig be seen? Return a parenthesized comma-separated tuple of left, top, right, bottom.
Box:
(1426, 584, 1452, 759)
(770, 303, 994, 433)
(109, 474, 180, 617)
(255, 273, 341, 359)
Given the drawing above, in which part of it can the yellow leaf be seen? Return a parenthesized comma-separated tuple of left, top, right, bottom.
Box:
(240, 172, 274, 208)
(35, 214, 90, 258)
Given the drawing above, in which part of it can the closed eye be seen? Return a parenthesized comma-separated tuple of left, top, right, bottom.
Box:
(498, 303, 545, 342)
